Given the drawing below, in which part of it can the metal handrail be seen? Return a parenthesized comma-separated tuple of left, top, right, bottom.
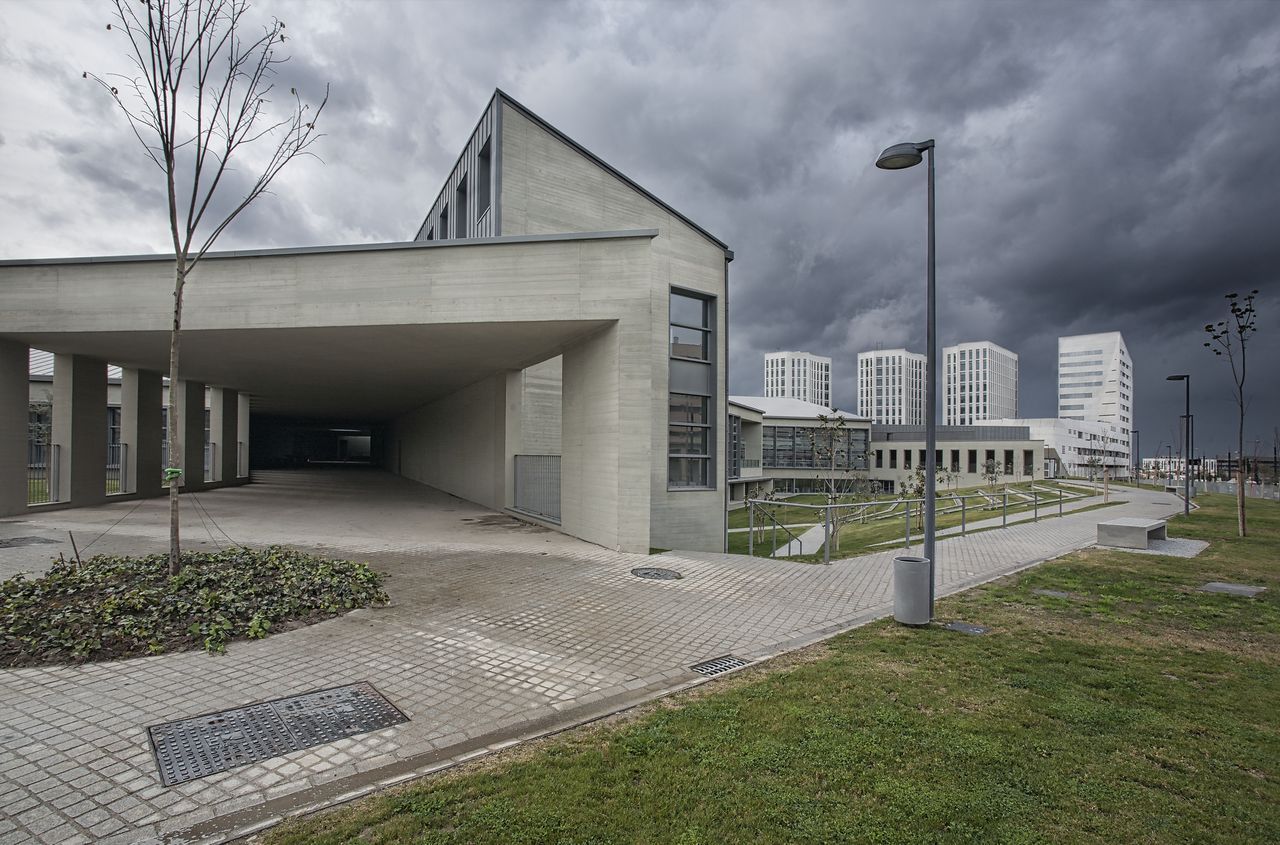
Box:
(745, 499, 804, 558)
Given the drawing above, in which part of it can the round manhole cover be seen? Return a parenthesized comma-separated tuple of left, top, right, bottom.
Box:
(631, 567, 683, 581)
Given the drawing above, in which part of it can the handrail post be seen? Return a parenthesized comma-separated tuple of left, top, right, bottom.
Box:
(1003, 490, 1007, 527)
(1059, 487, 1063, 516)
(1033, 490, 1038, 521)
(748, 501, 754, 557)
(824, 507, 831, 564)
(905, 500, 911, 548)
(961, 496, 966, 535)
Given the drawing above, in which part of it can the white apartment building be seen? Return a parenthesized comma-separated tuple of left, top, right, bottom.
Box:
(943, 341, 1018, 425)
(1057, 332, 1133, 476)
(987, 417, 1128, 479)
(763, 351, 831, 407)
(856, 349, 925, 425)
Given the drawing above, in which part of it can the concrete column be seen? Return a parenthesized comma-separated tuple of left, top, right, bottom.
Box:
(503, 371, 524, 509)
(121, 368, 163, 498)
(237, 397, 251, 478)
(561, 323, 649, 552)
(53, 353, 108, 507)
(210, 387, 238, 484)
(0, 340, 28, 516)
(177, 380, 206, 491)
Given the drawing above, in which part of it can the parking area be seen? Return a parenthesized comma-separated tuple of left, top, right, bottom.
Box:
(0, 472, 1182, 844)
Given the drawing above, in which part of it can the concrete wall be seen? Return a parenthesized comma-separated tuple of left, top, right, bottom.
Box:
(500, 103, 728, 551)
(0, 340, 27, 515)
(515, 356, 562, 455)
(391, 373, 507, 511)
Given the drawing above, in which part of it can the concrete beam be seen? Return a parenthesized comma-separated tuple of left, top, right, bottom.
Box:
(121, 368, 163, 498)
(53, 354, 108, 508)
(0, 340, 27, 516)
(177, 380, 206, 491)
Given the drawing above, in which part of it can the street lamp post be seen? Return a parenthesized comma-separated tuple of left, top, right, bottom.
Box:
(1167, 374, 1190, 515)
(876, 138, 937, 620)
(1133, 428, 1140, 486)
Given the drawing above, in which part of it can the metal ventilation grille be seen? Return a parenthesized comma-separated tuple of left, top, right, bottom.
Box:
(148, 682, 407, 786)
(690, 655, 749, 677)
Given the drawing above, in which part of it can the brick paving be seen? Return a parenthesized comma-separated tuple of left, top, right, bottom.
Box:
(0, 471, 1183, 844)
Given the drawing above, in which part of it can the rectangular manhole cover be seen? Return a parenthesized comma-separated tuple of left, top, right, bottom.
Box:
(944, 621, 991, 636)
(1032, 589, 1078, 600)
(1199, 582, 1266, 597)
(690, 655, 749, 677)
(0, 536, 59, 549)
(148, 682, 407, 786)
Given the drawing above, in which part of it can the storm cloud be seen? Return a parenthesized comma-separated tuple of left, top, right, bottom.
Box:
(1, 0, 1276, 459)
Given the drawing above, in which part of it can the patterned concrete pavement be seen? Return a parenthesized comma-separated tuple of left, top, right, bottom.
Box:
(0, 471, 1184, 844)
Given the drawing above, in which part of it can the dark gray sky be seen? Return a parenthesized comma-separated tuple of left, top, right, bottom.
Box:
(1, 0, 1277, 459)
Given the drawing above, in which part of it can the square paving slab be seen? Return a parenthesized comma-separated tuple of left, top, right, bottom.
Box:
(1198, 581, 1267, 597)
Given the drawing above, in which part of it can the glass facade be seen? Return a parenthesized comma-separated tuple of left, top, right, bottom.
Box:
(762, 425, 868, 470)
(668, 290, 714, 488)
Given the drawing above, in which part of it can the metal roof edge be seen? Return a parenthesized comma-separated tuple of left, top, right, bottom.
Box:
(0, 229, 661, 267)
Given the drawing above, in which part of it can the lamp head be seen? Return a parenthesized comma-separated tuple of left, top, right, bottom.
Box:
(1166, 374, 1188, 381)
(876, 142, 926, 170)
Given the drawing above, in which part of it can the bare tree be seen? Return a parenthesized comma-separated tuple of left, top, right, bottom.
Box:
(87, 0, 326, 573)
(807, 413, 853, 504)
(1204, 290, 1258, 537)
(982, 458, 1003, 492)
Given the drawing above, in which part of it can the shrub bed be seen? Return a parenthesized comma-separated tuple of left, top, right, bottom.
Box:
(0, 545, 388, 667)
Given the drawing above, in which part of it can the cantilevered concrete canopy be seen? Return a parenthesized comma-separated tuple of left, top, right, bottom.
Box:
(10, 321, 611, 419)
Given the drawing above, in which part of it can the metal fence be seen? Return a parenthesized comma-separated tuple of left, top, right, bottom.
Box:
(1197, 480, 1280, 502)
(27, 443, 58, 505)
(514, 454, 561, 523)
(745, 482, 1094, 563)
(106, 442, 128, 494)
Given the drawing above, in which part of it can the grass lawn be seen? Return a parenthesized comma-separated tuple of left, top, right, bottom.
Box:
(264, 492, 1279, 845)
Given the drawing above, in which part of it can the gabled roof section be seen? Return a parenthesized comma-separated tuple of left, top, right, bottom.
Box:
(494, 89, 732, 259)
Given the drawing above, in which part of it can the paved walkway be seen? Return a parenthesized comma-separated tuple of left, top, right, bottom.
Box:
(0, 471, 1184, 845)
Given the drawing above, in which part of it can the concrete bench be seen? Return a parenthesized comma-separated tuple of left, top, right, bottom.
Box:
(1097, 517, 1167, 549)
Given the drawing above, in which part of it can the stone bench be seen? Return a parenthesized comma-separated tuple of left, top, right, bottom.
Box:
(1097, 517, 1167, 549)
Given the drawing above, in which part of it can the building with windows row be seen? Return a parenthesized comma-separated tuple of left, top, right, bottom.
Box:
(856, 348, 925, 425)
(1056, 331, 1132, 477)
(728, 396, 1045, 500)
(763, 351, 831, 407)
(943, 340, 1018, 425)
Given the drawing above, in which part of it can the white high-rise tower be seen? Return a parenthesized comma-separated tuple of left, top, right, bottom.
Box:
(943, 341, 1018, 425)
(764, 351, 831, 407)
(856, 349, 925, 425)
(1057, 332, 1133, 476)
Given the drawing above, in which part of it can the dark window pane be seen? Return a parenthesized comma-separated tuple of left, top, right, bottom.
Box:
(671, 292, 707, 328)
(670, 326, 708, 360)
(668, 425, 709, 456)
(669, 394, 708, 425)
(669, 457, 709, 487)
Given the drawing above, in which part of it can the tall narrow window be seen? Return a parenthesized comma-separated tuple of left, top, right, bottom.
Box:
(669, 289, 714, 489)
(477, 139, 492, 216)
(455, 176, 468, 239)
(439, 204, 449, 240)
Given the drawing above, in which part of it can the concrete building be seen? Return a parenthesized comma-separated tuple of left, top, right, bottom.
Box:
(1057, 331, 1132, 476)
(726, 398, 770, 505)
(943, 340, 1018, 425)
(0, 89, 733, 553)
(763, 351, 831, 407)
(986, 417, 1125, 479)
(856, 348, 925, 425)
(730, 395, 1043, 497)
(869, 424, 1045, 493)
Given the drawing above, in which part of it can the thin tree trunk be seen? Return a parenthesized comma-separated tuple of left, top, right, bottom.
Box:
(168, 258, 186, 575)
(1237, 411, 1247, 537)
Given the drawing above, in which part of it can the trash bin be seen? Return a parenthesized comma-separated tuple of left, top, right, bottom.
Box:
(894, 555, 931, 626)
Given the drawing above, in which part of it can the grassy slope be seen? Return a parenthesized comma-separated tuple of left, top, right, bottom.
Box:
(265, 494, 1279, 845)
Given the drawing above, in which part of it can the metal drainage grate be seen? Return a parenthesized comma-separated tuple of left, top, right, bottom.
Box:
(943, 621, 991, 636)
(631, 567, 683, 581)
(1199, 581, 1266, 597)
(1032, 589, 1077, 600)
(148, 682, 407, 786)
(0, 536, 59, 549)
(690, 655, 749, 677)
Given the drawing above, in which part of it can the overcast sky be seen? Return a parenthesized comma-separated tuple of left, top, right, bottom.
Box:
(1, 0, 1277, 459)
